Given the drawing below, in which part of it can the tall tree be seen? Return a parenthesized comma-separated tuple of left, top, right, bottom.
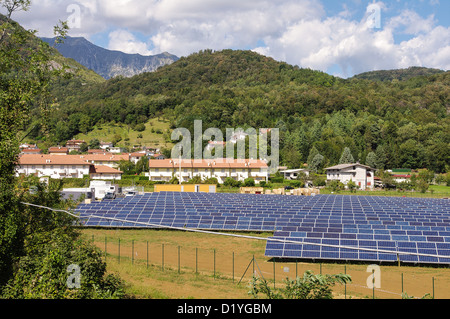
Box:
(375, 145, 387, 169)
(0, 1, 63, 286)
(366, 151, 377, 169)
(339, 147, 355, 164)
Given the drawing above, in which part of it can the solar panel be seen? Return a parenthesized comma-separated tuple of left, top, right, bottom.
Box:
(76, 192, 450, 265)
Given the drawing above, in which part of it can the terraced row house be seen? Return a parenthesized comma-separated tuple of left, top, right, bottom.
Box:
(148, 158, 269, 184)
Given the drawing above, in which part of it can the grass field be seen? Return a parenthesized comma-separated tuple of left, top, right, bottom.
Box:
(302, 185, 450, 198)
(82, 228, 450, 299)
(75, 117, 174, 150)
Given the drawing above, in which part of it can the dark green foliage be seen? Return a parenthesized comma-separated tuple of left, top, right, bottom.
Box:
(243, 178, 255, 187)
(248, 271, 351, 299)
(339, 147, 355, 164)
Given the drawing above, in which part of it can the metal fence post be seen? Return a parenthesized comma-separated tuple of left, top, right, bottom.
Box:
(273, 259, 276, 289)
(401, 273, 403, 297)
(232, 252, 235, 282)
(432, 277, 435, 299)
(372, 269, 375, 299)
(344, 264, 347, 299)
(178, 246, 181, 274)
(252, 255, 255, 276)
(162, 244, 164, 271)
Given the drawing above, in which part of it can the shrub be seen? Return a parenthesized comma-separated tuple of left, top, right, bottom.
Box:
(203, 177, 219, 185)
(134, 123, 146, 132)
(328, 180, 344, 192)
(270, 177, 284, 184)
(290, 180, 304, 188)
(248, 271, 351, 299)
(244, 178, 255, 187)
(223, 177, 242, 188)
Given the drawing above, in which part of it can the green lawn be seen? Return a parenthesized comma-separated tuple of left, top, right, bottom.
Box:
(320, 185, 450, 198)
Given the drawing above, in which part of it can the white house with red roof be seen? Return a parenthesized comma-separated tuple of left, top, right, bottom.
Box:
(148, 158, 269, 184)
(325, 163, 375, 190)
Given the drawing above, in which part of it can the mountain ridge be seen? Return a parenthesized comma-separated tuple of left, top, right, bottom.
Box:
(41, 36, 179, 80)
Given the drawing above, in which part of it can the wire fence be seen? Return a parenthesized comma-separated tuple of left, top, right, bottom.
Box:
(90, 234, 450, 299)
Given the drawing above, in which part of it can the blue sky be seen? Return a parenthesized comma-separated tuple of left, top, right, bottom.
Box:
(5, 0, 450, 77)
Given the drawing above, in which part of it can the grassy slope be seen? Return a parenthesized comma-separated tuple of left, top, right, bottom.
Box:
(75, 117, 173, 150)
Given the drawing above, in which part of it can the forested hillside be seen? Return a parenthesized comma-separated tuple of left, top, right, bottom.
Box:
(32, 49, 449, 173)
(353, 67, 445, 82)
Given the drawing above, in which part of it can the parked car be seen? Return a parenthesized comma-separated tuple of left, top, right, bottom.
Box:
(103, 192, 116, 200)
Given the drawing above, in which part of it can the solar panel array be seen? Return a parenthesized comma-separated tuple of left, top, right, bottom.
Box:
(75, 192, 450, 265)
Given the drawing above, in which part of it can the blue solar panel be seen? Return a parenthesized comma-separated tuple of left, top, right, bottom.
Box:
(76, 192, 450, 265)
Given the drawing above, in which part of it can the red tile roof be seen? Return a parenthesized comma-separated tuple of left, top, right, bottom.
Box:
(92, 165, 123, 174)
(48, 147, 68, 153)
(19, 154, 90, 165)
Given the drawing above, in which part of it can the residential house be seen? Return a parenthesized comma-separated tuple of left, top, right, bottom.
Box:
(90, 165, 123, 180)
(66, 139, 85, 153)
(20, 148, 42, 155)
(78, 153, 130, 169)
(151, 153, 166, 160)
(108, 147, 126, 154)
(99, 141, 114, 150)
(20, 143, 38, 150)
(48, 146, 69, 155)
(88, 149, 107, 155)
(130, 152, 146, 164)
(279, 169, 310, 180)
(205, 141, 226, 152)
(325, 163, 375, 190)
(17, 154, 92, 179)
(17, 154, 126, 180)
(148, 158, 269, 184)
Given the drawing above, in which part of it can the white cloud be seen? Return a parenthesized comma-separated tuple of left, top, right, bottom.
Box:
(5, 0, 449, 77)
(107, 29, 152, 55)
(387, 9, 435, 35)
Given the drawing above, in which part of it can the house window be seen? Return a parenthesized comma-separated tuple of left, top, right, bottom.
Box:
(155, 168, 159, 173)
(60, 165, 64, 169)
